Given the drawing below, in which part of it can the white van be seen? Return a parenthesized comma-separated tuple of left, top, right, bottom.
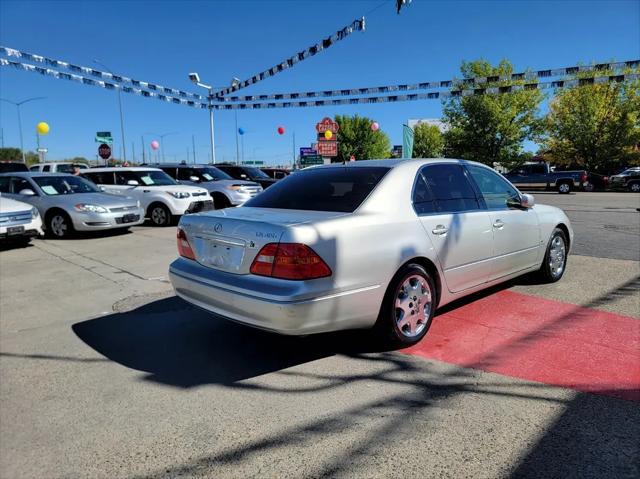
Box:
(83, 167, 212, 226)
(29, 162, 89, 173)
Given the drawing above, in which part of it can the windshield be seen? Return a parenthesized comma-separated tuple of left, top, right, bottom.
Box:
(133, 170, 177, 186)
(34, 175, 100, 195)
(620, 168, 639, 175)
(245, 166, 389, 212)
(244, 167, 270, 179)
(196, 167, 233, 181)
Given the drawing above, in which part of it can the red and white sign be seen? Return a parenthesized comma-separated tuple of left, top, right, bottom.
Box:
(315, 117, 339, 134)
(317, 141, 338, 157)
(98, 143, 112, 160)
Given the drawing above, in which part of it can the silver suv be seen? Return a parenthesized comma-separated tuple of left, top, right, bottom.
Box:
(155, 164, 262, 208)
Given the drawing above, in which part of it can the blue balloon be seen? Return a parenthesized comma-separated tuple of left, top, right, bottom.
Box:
(238, 128, 245, 135)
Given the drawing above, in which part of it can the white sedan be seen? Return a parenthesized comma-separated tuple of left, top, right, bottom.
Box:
(0, 193, 43, 244)
(170, 159, 572, 346)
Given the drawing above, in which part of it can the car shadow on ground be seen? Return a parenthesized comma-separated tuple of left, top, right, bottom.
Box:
(72, 296, 388, 388)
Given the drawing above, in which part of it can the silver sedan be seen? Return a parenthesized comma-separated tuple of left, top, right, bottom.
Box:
(169, 159, 573, 346)
(0, 173, 145, 238)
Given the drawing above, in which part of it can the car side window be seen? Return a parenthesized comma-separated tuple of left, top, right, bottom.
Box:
(84, 172, 115, 185)
(467, 165, 520, 210)
(0, 177, 10, 193)
(177, 168, 195, 181)
(29, 166, 39, 172)
(160, 168, 177, 179)
(412, 173, 436, 215)
(531, 164, 546, 174)
(420, 164, 480, 213)
(115, 171, 140, 185)
(10, 177, 34, 194)
(42, 165, 50, 172)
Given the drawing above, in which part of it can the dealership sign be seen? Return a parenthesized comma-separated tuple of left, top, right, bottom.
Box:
(315, 117, 339, 158)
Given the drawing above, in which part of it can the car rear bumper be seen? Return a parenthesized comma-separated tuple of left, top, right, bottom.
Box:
(169, 257, 382, 335)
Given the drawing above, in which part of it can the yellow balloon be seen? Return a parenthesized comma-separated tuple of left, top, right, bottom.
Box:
(37, 122, 50, 135)
(324, 130, 333, 140)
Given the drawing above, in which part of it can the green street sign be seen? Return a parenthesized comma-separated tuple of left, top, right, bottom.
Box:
(95, 131, 113, 144)
(241, 161, 264, 165)
(300, 155, 323, 166)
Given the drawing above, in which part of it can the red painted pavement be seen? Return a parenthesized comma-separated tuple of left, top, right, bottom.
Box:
(403, 290, 640, 401)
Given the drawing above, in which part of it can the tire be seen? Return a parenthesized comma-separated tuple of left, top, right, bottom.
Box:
(629, 182, 640, 193)
(374, 263, 437, 347)
(213, 193, 232, 209)
(538, 228, 568, 283)
(148, 203, 173, 227)
(557, 182, 572, 194)
(46, 211, 74, 238)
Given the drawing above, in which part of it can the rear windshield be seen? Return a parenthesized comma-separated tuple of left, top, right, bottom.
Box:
(0, 163, 28, 173)
(244, 166, 389, 212)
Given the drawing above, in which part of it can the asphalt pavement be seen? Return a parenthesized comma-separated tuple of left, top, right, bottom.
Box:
(0, 192, 638, 478)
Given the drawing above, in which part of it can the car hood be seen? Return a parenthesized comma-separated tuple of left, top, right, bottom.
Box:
(143, 184, 208, 195)
(41, 192, 139, 209)
(199, 179, 260, 190)
(0, 194, 34, 213)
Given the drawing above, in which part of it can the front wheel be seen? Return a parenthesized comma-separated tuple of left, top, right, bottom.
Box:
(148, 204, 173, 227)
(538, 228, 568, 283)
(47, 211, 74, 238)
(375, 263, 436, 347)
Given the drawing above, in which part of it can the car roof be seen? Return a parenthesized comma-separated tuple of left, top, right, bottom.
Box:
(86, 167, 162, 172)
(148, 163, 218, 168)
(309, 158, 484, 169)
(0, 171, 75, 178)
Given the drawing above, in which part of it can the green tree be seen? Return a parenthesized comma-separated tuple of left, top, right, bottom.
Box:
(542, 71, 640, 173)
(442, 59, 544, 170)
(412, 123, 444, 158)
(334, 115, 391, 162)
(0, 147, 22, 162)
(0, 148, 38, 165)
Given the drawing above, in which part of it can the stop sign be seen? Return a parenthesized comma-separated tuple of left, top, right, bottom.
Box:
(98, 143, 112, 160)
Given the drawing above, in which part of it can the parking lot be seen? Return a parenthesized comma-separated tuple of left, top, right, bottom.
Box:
(1, 192, 638, 478)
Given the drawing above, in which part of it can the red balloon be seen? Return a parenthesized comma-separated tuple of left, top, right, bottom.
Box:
(277, 126, 285, 135)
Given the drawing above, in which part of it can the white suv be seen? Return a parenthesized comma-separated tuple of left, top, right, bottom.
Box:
(30, 162, 89, 173)
(83, 167, 212, 226)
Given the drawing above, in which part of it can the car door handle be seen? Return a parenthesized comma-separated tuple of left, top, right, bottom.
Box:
(432, 225, 448, 235)
(493, 219, 504, 229)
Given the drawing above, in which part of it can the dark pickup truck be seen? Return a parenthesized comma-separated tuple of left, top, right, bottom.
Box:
(504, 163, 588, 194)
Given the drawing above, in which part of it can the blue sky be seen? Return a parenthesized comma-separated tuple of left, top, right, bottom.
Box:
(1, 0, 638, 165)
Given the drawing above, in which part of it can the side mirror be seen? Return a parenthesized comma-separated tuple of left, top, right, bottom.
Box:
(520, 193, 535, 208)
(189, 176, 200, 182)
(19, 189, 36, 196)
(127, 180, 139, 186)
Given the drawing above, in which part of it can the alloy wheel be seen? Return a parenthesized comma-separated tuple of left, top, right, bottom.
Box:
(548, 235, 566, 279)
(395, 274, 432, 338)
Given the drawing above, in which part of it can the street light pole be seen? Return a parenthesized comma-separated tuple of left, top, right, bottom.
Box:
(0, 96, 46, 163)
(208, 89, 216, 164)
(94, 60, 126, 162)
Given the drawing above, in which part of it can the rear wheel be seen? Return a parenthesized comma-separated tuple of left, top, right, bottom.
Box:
(375, 263, 436, 347)
(538, 228, 568, 283)
(557, 182, 572, 194)
(47, 211, 74, 238)
(148, 203, 173, 227)
(629, 181, 640, 193)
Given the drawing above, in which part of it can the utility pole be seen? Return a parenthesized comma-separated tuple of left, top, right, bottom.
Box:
(0, 96, 46, 163)
(235, 110, 240, 165)
(141, 135, 146, 163)
(192, 134, 196, 164)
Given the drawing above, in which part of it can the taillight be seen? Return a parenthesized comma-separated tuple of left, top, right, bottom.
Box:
(580, 172, 588, 183)
(250, 243, 332, 280)
(176, 228, 196, 260)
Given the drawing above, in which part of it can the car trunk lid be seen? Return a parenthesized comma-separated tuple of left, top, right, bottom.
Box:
(178, 207, 347, 274)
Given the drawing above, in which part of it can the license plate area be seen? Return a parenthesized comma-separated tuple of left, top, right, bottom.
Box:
(7, 226, 25, 235)
(199, 236, 246, 272)
(122, 214, 138, 223)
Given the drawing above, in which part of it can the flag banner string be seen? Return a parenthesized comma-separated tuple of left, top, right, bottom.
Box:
(213, 17, 366, 97)
(213, 60, 640, 102)
(0, 46, 210, 102)
(2, 45, 636, 104)
(2, 57, 636, 111)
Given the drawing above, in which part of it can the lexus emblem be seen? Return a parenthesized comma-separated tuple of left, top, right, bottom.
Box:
(214, 223, 223, 233)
